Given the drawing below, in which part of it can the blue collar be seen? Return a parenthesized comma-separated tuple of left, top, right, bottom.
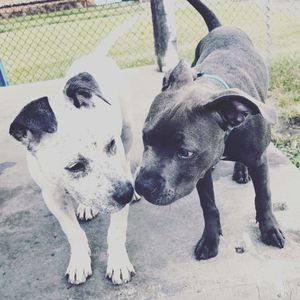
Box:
(196, 72, 231, 89)
(196, 72, 233, 142)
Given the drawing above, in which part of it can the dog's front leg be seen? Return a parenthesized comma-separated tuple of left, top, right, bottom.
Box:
(247, 153, 285, 248)
(195, 169, 222, 260)
(106, 204, 135, 284)
(42, 188, 92, 285)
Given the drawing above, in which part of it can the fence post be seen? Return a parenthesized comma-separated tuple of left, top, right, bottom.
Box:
(0, 59, 8, 87)
(150, 0, 179, 72)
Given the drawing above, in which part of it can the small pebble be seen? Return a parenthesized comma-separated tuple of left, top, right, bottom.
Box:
(235, 233, 253, 253)
(273, 202, 288, 211)
(235, 246, 245, 254)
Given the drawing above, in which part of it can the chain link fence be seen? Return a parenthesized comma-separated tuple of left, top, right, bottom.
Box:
(0, 0, 299, 85)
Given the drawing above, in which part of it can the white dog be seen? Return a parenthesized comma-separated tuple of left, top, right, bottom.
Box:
(9, 20, 138, 285)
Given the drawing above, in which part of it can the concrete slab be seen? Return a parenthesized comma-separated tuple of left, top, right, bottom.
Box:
(1, 66, 300, 300)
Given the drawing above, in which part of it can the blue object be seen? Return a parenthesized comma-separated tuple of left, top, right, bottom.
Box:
(0, 59, 8, 87)
(197, 72, 230, 89)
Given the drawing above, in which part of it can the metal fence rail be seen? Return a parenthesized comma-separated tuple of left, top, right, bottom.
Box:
(0, 0, 299, 85)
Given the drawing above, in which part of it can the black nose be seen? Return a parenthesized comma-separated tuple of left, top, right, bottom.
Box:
(135, 171, 165, 200)
(112, 181, 134, 205)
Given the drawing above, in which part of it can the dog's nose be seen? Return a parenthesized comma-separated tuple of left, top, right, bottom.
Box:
(112, 181, 134, 205)
(135, 172, 165, 199)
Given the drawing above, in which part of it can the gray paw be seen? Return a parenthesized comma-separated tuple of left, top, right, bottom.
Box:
(260, 219, 285, 248)
(232, 162, 251, 184)
(194, 233, 220, 260)
(259, 214, 285, 248)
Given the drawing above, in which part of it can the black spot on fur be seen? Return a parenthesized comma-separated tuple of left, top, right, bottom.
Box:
(9, 97, 57, 147)
(64, 72, 110, 108)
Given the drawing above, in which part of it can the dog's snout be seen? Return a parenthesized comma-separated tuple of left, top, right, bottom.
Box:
(135, 171, 165, 201)
(112, 181, 134, 205)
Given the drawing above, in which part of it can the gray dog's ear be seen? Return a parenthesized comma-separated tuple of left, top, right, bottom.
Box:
(9, 97, 57, 149)
(64, 72, 110, 108)
(204, 88, 277, 129)
(162, 59, 193, 91)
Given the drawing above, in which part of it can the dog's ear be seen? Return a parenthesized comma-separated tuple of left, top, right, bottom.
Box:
(63, 72, 110, 108)
(162, 59, 193, 91)
(9, 97, 57, 149)
(204, 88, 277, 129)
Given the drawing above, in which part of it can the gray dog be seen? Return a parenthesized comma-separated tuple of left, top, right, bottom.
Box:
(135, 0, 284, 261)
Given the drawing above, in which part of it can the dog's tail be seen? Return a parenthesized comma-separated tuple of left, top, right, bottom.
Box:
(94, 16, 140, 57)
(187, 0, 221, 32)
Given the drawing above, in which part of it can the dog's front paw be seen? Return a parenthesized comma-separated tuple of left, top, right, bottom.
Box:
(259, 216, 285, 248)
(232, 162, 251, 184)
(106, 251, 135, 285)
(77, 204, 98, 221)
(66, 249, 92, 285)
(194, 232, 220, 260)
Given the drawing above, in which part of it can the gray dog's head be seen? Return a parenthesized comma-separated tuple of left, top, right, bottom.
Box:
(135, 60, 276, 206)
(10, 72, 133, 213)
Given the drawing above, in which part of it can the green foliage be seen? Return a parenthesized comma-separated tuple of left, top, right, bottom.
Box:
(1, 1, 299, 84)
(269, 55, 300, 169)
(274, 139, 300, 169)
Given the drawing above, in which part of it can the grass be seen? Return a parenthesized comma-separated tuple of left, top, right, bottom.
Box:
(1, 1, 299, 84)
(0, 1, 299, 167)
(269, 55, 300, 169)
(1, 2, 149, 84)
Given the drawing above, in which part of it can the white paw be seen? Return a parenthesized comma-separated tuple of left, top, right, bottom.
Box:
(65, 249, 92, 285)
(106, 251, 135, 285)
(77, 204, 98, 221)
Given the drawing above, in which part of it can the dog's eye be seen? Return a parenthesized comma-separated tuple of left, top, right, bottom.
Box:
(65, 162, 86, 173)
(106, 138, 116, 155)
(178, 148, 194, 159)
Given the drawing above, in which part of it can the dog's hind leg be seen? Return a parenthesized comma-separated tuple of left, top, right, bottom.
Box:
(232, 161, 251, 184)
(42, 187, 92, 285)
(106, 204, 135, 284)
(194, 169, 222, 260)
(246, 153, 285, 248)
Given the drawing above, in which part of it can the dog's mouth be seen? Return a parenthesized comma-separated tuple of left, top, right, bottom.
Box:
(65, 182, 132, 214)
(135, 174, 177, 206)
(138, 181, 197, 206)
(141, 188, 177, 206)
(88, 200, 125, 214)
(71, 195, 124, 215)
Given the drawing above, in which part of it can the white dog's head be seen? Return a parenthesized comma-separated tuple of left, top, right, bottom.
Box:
(9, 72, 133, 213)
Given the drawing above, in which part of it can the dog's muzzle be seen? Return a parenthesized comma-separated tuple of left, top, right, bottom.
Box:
(112, 181, 134, 205)
(135, 171, 165, 204)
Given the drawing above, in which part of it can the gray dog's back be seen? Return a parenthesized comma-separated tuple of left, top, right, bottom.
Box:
(193, 26, 268, 103)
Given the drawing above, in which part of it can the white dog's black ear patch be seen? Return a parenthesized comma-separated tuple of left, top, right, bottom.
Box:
(9, 97, 57, 148)
(64, 72, 110, 108)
